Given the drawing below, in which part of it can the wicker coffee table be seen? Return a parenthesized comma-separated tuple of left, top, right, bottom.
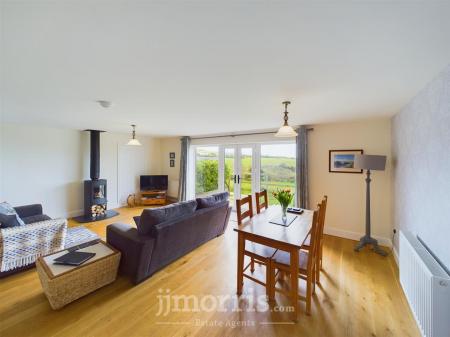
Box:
(36, 240, 121, 309)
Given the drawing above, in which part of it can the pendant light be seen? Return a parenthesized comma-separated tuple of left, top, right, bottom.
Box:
(275, 101, 297, 137)
(127, 124, 142, 146)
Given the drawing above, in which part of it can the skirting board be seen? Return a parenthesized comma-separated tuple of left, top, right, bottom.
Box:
(393, 246, 399, 266)
(66, 209, 84, 219)
(324, 226, 393, 248)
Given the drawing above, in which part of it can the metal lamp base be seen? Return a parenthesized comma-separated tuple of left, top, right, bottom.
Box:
(354, 235, 388, 256)
(354, 169, 388, 257)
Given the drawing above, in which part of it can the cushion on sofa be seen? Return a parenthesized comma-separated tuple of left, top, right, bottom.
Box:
(196, 192, 229, 209)
(13, 204, 43, 219)
(0, 202, 26, 228)
(137, 200, 198, 235)
(21, 214, 52, 225)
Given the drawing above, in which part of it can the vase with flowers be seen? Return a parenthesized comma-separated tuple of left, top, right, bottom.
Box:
(272, 188, 295, 222)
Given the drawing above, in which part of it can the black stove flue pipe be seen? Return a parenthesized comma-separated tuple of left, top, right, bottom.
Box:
(86, 130, 104, 180)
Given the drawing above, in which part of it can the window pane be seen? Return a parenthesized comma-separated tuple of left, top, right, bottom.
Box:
(195, 146, 219, 197)
(260, 144, 296, 205)
(240, 147, 252, 197)
(224, 148, 235, 205)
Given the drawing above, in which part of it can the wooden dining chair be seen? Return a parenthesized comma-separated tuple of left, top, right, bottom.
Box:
(255, 190, 268, 214)
(301, 196, 328, 284)
(269, 204, 321, 315)
(236, 196, 277, 296)
(316, 196, 327, 283)
(236, 195, 253, 225)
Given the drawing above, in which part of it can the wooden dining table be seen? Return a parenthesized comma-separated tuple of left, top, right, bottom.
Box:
(233, 205, 313, 320)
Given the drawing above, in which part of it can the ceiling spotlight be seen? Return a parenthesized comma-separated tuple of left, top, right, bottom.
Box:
(97, 100, 112, 108)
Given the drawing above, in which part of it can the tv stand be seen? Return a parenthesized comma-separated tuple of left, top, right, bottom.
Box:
(140, 190, 167, 206)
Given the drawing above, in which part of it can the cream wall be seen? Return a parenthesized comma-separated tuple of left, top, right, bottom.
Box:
(1, 123, 161, 218)
(2, 124, 85, 218)
(163, 121, 393, 245)
(1, 119, 393, 245)
(94, 132, 161, 208)
(160, 137, 181, 198)
(309, 118, 393, 245)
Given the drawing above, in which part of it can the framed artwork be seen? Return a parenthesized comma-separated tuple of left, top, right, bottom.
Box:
(329, 149, 363, 173)
(170, 159, 175, 167)
(169, 152, 175, 159)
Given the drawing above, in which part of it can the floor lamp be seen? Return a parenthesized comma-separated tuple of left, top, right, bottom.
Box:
(354, 154, 387, 256)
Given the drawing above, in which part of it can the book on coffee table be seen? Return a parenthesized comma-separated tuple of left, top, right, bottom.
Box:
(53, 251, 96, 266)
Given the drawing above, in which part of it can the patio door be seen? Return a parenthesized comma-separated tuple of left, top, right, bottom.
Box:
(193, 142, 296, 208)
(222, 145, 258, 209)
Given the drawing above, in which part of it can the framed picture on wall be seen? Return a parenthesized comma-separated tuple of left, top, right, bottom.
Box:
(170, 159, 175, 167)
(169, 152, 175, 159)
(329, 149, 363, 173)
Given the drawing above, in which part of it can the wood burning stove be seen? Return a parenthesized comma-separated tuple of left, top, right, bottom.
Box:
(84, 179, 107, 218)
(73, 130, 119, 223)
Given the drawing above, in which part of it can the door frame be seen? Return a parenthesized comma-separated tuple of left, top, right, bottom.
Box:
(191, 141, 296, 206)
(221, 144, 259, 202)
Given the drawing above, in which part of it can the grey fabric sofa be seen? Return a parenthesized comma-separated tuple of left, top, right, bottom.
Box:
(107, 192, 231, 284)
(14, 204, 52, 224)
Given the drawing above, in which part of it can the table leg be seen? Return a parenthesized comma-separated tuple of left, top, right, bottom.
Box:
(237, 233, 245, 295)
(290, 247, 299, 321)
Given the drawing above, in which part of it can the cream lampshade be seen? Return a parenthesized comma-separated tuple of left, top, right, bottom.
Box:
(127, 124, 142, 146)
(275, 101, 297, 138)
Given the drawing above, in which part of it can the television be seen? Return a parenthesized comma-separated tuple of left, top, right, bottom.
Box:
(140, 175, 168, 191)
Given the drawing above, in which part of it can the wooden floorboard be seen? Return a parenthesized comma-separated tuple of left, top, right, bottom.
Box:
(0, 206, 420, 337)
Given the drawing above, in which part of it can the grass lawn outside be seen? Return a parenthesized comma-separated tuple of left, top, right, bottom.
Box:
(197, 153, 296, 206)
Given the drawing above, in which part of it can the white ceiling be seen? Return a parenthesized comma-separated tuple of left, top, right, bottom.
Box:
(1, 1, 450, 136)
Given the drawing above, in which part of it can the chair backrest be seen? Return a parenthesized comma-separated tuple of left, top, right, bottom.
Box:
(317, 196, 328, 248)
(255, 190, 268, 214)
(236, 195, 253, 225)
(306, 205, 321, 272)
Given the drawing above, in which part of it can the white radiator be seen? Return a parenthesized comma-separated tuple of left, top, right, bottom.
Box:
(399, 230, 450, 337)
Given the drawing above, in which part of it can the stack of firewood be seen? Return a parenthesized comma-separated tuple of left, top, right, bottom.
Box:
(91, 204, 106, 218)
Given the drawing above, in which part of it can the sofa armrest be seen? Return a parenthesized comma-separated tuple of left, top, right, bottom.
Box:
(133, 216, 140, 226)
(221, 206, 232, 235)
(106, 223, 155, 284)
(14, 204, 43, 218)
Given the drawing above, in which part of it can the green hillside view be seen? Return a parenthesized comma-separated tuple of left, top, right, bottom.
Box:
(196, 151, 296, 205)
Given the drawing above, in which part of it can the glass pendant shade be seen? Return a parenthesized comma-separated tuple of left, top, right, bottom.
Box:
(127, 138, 142, 146)
(275, 125, 298, 137)
(127, 124, 142, 146)
(275, 101, 297, 137)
